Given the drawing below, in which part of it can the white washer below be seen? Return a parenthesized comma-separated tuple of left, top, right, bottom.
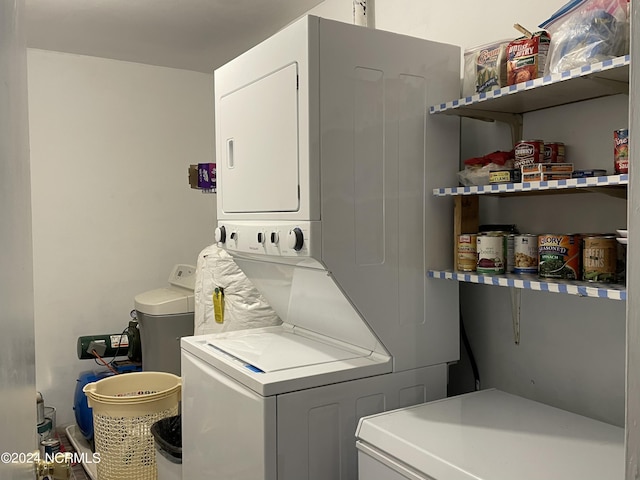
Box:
(355, 389, 624, 480)
(181, 326, 449, 480)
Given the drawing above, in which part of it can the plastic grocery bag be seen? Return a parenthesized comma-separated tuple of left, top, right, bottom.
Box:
(539, 0, 629, 74)
(457, 151, 514, 186)
(194, 243, 281, 335)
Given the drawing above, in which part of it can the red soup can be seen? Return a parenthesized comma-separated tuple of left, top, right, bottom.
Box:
(515, 140, 544, 170)
(544, 142, 566, 163)
(614, 129, 629, 174)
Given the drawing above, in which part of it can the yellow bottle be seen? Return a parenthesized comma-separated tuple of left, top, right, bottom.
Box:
(213, 287, 225, 324)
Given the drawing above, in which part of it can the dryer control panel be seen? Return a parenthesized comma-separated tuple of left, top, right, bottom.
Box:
(216, 221, 321, 259)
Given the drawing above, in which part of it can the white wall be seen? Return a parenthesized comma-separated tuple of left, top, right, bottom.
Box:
(306, 0, 353, 21)
(27, 49, 216, 425)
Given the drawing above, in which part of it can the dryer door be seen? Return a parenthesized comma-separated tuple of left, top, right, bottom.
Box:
(219, 62, 300, 214)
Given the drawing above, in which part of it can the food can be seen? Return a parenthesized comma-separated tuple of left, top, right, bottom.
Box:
(538, 234, 581, 279)
(515, 140, 544, 170)
(614, 129, 629, 174)
(476, 233, 506, 274)
(513, 234, 538, 273)
(582, 235, 618, 283)
(617, 241, 627, 284)
(36, 417, 52, 444)
(544, 142, 566, 163)
(457, 234, 478, 272)
(40, 438, 60, 458)
(506, 234, 515, 273)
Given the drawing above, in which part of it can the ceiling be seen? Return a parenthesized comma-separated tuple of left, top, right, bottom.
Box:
(25, 0, 325, 74)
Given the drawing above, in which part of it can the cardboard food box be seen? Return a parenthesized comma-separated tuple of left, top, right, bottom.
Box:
(188, 163, 217, 191)
(521, 172, 572, 182)
(507, 32, 550, 85)
(521, 163, 574, 174)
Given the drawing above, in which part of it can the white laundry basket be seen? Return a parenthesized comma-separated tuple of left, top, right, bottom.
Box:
(83, 372, 181, 480)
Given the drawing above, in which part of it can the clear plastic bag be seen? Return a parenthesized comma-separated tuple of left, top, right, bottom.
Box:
(539, 0, 629, 74)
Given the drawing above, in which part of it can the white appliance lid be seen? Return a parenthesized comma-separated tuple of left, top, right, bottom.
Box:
(356, 389, 624, 480)
(207, 330, 365, 373)
(134, 287, 194, 315)
(134, 264, 196, 315)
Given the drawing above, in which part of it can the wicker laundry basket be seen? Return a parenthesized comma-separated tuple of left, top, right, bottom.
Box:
(83, 372, 181, 480)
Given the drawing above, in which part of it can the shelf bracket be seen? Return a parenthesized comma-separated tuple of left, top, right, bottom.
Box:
(447, 108, 523, 145)
(509, 287, 521, 345)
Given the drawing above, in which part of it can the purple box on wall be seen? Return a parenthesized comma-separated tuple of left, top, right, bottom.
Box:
(198, 163, 216, 191)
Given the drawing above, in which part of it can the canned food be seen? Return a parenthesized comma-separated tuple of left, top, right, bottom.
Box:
(36, 417, 52, 444)
(40, 438, 60, 458)
(544, 142, 566, 163)
(582, 235, 618, 283)
(477, 234, 506, 274)
(513, 234, 538, 273)
(617, 241, 627, 284)
(515, 140, 544, 170)
(457, 234, 477, 272)
(614, 129, 629, 174)
(538, 234, 581, 279)
(506, 234, 515, 273)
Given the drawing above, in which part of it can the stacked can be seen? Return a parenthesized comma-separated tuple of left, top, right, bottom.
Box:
(457, 234, 478, 272)
(614, 129, 629, 174)
(544, 142, 565, 163)
(476, 233, 506, 274)
(513, 235, 538, 273)
(538, 234, 581, 280)
(582, 235, 618, 283)
(515, 139, 544, 169)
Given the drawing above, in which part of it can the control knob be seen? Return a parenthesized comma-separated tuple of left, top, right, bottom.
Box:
(257, 232, 265, 245)
(214, 226, 226, 243)
(287, 227, 304, 251)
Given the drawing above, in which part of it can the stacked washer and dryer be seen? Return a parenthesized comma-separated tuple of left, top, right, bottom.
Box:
(180, 15, 460, 480)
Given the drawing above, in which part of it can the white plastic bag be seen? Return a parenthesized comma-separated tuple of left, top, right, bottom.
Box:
(539, 0, 629, 74)
(194, 244, 281, 335)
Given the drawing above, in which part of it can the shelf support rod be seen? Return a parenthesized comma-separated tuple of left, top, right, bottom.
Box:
(509, 287, 521, 345)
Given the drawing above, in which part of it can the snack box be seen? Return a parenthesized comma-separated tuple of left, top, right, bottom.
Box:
(522, 172, 573, 182)
(198, 163, 216, 189)
(489, 169, 518, 184)
(572, 169, 607, 178)
(521, 163, 573, 174)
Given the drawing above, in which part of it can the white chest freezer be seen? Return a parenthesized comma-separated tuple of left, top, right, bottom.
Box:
(355, 389, 625, 480)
